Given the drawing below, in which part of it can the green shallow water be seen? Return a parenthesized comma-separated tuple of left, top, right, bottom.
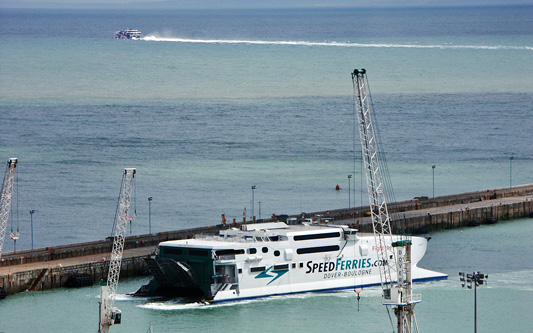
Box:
(1, 218, 532, 332)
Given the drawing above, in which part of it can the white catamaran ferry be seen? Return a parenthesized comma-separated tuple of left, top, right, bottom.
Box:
(135, 221, 447, 303)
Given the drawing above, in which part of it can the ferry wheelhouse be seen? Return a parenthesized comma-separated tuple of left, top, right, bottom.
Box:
(135, 222, 446, 303)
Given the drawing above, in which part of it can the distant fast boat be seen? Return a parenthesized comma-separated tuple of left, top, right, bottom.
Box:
(115, 29, 142, 40)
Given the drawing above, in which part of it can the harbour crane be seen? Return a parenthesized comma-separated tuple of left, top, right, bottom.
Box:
(351, 69, 420, 333)
(0, 158, 18, 259)
(99, 168, 136, 333)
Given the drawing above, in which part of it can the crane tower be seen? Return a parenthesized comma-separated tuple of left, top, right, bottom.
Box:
(352, 69, 420, 333)
(0, 158, 18, 259)
(99, 168, 136, 333)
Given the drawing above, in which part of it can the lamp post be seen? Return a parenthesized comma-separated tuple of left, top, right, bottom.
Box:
(148, 197, 153, 234)
(29, 210, 35, 256)
(348, 175, 352, 211)
(251, 186, 256, 221)
(432, 165, 436, 198)
(509, 156, 513, 191)
(459, 271, 488, 333)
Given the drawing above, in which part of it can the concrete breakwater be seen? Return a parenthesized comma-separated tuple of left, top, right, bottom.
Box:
(0, 225, 225, 268)
(1, 184, 532, 296)
(354, 197, 533, 234)
(320, 183, 533, 224)
(2, 184, 532, 268)
(0, 256, 146, 295)
(0, 225, 225, 296)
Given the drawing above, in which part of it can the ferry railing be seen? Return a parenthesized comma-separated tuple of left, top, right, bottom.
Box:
(408, 293, 422, 303)
(195, 231, 283, 243)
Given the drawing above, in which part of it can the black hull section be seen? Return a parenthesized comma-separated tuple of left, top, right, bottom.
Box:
(134, 283, 205, 299)
(133, 257, 211, 300)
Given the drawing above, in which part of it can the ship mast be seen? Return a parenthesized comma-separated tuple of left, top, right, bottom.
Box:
(351, 69, 420, 333)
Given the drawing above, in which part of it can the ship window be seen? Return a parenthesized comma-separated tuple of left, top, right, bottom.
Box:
(162, 247, 183, 255)
(296, 245, 340, 255)
(189, 249, 209, 256)
(268, 236, 280, 241)
(247, 248, 257, 254)
(262, 247, 268, 253)
(294, 232, 341, 241)
(274, 250, 280, 257)
(238, 268, 242, 274)
(292, 263, 296, 269)
(299, 262, 304, 268)
(216, 249, 245, 256)
(274, 264, 289, 270)
(251, 266, 266, 272)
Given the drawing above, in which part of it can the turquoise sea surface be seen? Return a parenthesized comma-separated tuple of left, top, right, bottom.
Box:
(0, 6, 532, 332)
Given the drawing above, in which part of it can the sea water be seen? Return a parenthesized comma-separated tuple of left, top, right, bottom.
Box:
(0, 6, 532, 331)
(1, 218, 531, 332)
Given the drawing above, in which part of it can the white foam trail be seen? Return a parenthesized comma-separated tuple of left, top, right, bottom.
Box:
(484, 270, 533, 291)
(95, 293, 140, 301)
(138, 299, 256, 310)
(137, 289, 384, 311)
(139, 301, 206, 311)
(115, 294, 138, 301)
(142, 36, 532, 51)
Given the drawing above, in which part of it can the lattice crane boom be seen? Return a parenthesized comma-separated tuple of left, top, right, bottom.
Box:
(0, 158, 18, 258)
(352, 69, 419, 333)
(352, 70, 396, 288)
(99, 168, 136, 333)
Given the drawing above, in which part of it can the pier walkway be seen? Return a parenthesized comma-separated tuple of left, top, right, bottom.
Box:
(0, 247, 153, 276)
(335, 193, 533, 229)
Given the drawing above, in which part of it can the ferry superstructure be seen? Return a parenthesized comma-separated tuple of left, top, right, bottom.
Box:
(136, 222, 446, 303)
(115, 29, 142, 40)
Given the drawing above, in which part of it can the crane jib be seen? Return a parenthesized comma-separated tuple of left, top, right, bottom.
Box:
(352, 69, 419, 333)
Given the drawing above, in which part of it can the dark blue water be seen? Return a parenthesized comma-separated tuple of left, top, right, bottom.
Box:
(2, 6, 532, 39)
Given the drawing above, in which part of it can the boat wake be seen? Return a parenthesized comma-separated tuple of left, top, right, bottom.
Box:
(138, 299, 254, 310)
(142, 35, 532, 51)
(95, 293, 139, 301)
(137, 289, 384, 311)
(483, 270, 533, 291)
(406, 270, 533, 292)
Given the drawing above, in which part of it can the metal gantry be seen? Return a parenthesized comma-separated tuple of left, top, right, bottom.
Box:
(0, 158, 18, 259)
(99, 168, 136, 333)
(352, 69, 419, 333)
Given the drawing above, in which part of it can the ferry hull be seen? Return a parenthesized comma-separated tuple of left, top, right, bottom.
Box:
(135, 225, 447, 303)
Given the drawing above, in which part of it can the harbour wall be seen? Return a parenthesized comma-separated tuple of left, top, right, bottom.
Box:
(0, 256, 146, 294)
(0, 225, 225, 268)
(316, 183, 533, 223)
(2, 184, 532, 268)
(1, 184, 532, 296)
(356, 199, 533, 234)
